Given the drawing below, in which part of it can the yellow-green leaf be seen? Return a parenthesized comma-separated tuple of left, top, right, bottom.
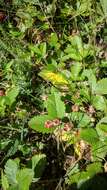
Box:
(39, 70, 68, 85)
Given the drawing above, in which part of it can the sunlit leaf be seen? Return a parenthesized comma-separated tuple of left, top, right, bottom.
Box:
(39, 70, 68, 85)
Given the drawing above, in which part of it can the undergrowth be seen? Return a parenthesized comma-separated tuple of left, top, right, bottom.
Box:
(0, 0, 107, 190)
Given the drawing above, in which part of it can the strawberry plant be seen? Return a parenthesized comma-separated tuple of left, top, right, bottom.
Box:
(1, 154, 46, 190)
(1, 0, 107, 190)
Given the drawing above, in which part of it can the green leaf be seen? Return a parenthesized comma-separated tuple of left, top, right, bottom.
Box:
(70, 62, 82, 80)
(78, 114, 91, 128)
(65, 35, 91, 61)
(70, 112, 91, 128)
(17, 169, 34, 190)
(68, 35, 83, 54)
(29, 44, 41, 55)
(49, 33, 58, 47)
(95, 78, 107, 94)
(0, 140, 11, 150)
(100, 0, 107, 16)
(66, 171, 87, 185)
(1, 172, 9, 190)
(4, 159, 19, 185)
(76, 0, 92, 16)
(46, 90, 65, 118)
(96, 117, 107, 137)
(80, 86, 91, 102)
(6, 139, 19, 158)
(86, 162, 102, 176)
(32, 154, 46, 181)
(80, 128, 99, 145)
(100, 60, 107, 67)
(6, 86, 19, 106)
(29, 115, 54, 133)
(32, 154, 46, 171)
(66, 162, 102, 186)
(92, 95, 107, 111)
(83, 69, 97, 93)
(65, 44, 82, 61)
(97, 117, 107, 124)
(92, 140, 107, 161)
(29, 89, 65, 133)
(40, 42, 46, 57)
